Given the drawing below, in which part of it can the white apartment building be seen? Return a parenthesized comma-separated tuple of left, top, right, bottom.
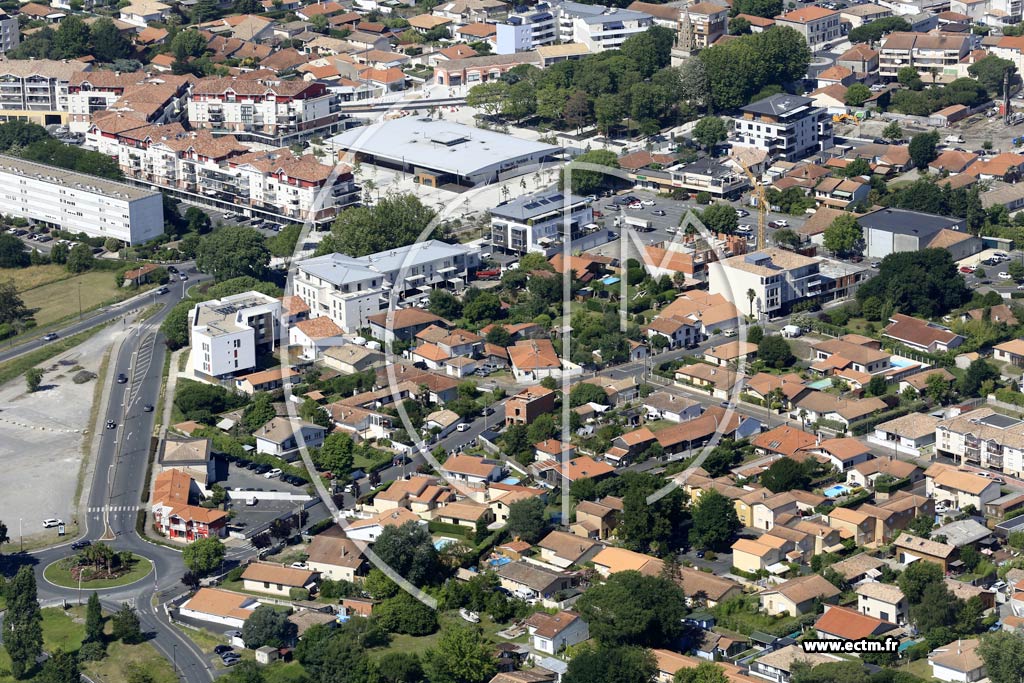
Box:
(490, 191, 594, 256)
(189, 291, 282, 380)
(773, 6, 842, 51)
(293, 240, 482, 332)
(732, 93, 833, 162)
(936, 408, 1024, 478)
(496, 4, 558, 53)
(0, 59, 89, 126)
(0, 155, 163, 245)
(66, 71, 191, 133)
(0, 12, 19, 54)
(951, 0, 1021, 27)
(878, 32, 970, 83)
(573, 7, 653, 51)
(86, 122, 357, 227)
(187, 77, 341, 145)
(708, 248, 823, 319)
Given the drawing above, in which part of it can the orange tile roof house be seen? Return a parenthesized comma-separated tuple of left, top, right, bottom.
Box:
(345, 508, 423, 543)
(759, 574, 840, 616)
(441, 453, 505, 485)
(525, 611, 589, 655)
(814, 604, 898, 641)
(241, 562, 318, 597)
(304, 525, 366, 583)
(179, 588, 258, 628)
(508, 339, 567, 381)
(532, 455, 614, 487)
(150, 470, 227, 543)
(883, 313, 965, 353)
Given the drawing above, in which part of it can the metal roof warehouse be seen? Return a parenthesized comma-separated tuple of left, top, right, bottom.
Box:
(328, 117, 562, 187)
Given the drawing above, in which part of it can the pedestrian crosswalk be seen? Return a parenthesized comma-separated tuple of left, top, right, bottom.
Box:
(87, 505, 144, 513)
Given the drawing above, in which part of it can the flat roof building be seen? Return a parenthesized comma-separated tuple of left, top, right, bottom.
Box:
(328, 117, 561, 187)
(0, 155, 163, 245)
(189, 291, 281, 379)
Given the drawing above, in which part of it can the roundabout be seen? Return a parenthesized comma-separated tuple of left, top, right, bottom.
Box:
(42, 553, 154, 590)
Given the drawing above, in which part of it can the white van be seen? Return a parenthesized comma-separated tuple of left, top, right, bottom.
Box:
(945, 135, 965, 144)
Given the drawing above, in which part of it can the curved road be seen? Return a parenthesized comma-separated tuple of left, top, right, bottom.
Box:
(14, 269, 221, 683)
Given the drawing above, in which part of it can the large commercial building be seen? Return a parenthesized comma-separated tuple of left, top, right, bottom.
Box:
(0, 155, 163, 245)
(859, 208, 979, 259)
(0, 58, 90, 126)
(490, 191, 594, 255)
(294, 240, 482, 332)
(733, 94, 833, 162)
(189, 291, 282, 380)
(328, 117, 561, 187)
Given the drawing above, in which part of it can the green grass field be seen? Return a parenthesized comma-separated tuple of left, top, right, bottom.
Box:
(43, 554, 153, 589)
(20, 270, 128, 328)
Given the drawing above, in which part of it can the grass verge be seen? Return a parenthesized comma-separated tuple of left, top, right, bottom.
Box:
(0, 322, 111, 386)
(43, 554, 153, 589)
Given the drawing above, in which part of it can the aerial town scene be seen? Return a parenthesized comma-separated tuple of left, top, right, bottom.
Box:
(9, 0, 1024, 681)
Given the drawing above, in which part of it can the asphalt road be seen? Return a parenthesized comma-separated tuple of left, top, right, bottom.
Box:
(18, 275, 217, 683)
(0, 264, 201, 365)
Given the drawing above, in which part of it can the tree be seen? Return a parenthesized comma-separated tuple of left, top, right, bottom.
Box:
(171, 29, 206, 62)
(729, 16, 752, 34)
(883, 120, 904, 141)
(676, 661, 730, 683)
(375, 592, 439, 636)
(466, 81, 509, 118)
(978, 631, 1024, 683)
(428, 289, 462, 320)
(318, 194, 437, 258)
(196, 227, 270, 281)
(0, 233, 29, 268)
(620, 26, 674, 77)
(111, 603, 141, 644)
(691, 489, 741, 550)
(911, 582, 962, 634)
(896, 65, 923, 90)
(594, 93, 626, 136)
(89, 18, 132, 62)
(299, 397, 331, 429)
(1008, 260, 1024, 282)
(898, 558, 943, 603)
(181, 536, 225, 576)
(866, 375, 888, 397)
(570, 382, 608, 408)
(845, 83, 872, 107)
(378, 652, 423, 683)
(25, 367, 44, 393)
(506, 497, 548, 543)
(374, 521, 444, 587)
(564, 646, 658, 683)
(959, 358, 999, 397)
(242, 393, 277, 432)
(968, 54, 1016, 94)
(576, 571, 688, 648)
(65, 243, 94, 273)
(318, 432, 354, 478)
(85, 592, 103, 644)
(462, 290, 501, 324)
(53, 16, 90, 59)
(567, 149, 619, 195)
(422, 625, 498, 683)
(700, 204, 739, 235)
(38, 649, 78, 683)
(909, 131, 940, 169)
(242, 605, 297, 649)
(692, 116, 728, 151)
(823, 214, 862, 257)
(619, 483, 689, 556)
(220, 661, 264, 683)
(0, 280, 28, 326)
(848, 16, 910, 43)
(485, 324, 510, 347)
(761, 457, 810, 493)
(757, 335, 794, 369)
(856, 248, 970, 318)
(5, 566, 43, 678)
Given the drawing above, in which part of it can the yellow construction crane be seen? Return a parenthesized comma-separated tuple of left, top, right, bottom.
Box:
(735, 161, 767, 251)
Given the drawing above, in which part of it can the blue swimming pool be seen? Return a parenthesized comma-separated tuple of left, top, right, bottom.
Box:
(434, 537, 458, 550)
(807, 379, 832, 390)
(823, 484, 851, 498)
(500, 476, 521, 485)
(890, 358, 915, 368)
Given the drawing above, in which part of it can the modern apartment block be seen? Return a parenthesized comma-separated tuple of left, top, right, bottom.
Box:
(773, 7, 842, 51)
(0, 12, 20, 54)
(936, 408, 1024, 478)
(680, 2, 729, 50)
(572, 7, 653, 51)
(878, 32, 970, 84)
(66, 71, 191, 133)
(0, 59, 90, 126)
(86, 121, 357, 226)
(490, 191, 594, 256)
(187, 77, 341, 145)
(294, 240, 482, 332)
(708, 248, 824, 319)
(0, 155, 163, 245)
(189, 291, 282, 380)
(732, 93, 833, 162)
(496, 1, 652, 53)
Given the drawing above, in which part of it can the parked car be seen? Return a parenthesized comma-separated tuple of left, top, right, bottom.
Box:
(870, 262, 881, 269)
(213, 646, 233, 656)
(768, 220, 789, 228)
(264, 468, 282, 479)
(457, 423, 471, 432)
(641, 199, 655, 206)
(736, 209, 750, 218)
(42, 519, 63, 528)
(179, 273, 188, 281)
(999, 272, 1012, 280)
(652, 209, 666, 216)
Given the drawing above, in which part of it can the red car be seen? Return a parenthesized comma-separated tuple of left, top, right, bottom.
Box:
(593, 210, 604, 218)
